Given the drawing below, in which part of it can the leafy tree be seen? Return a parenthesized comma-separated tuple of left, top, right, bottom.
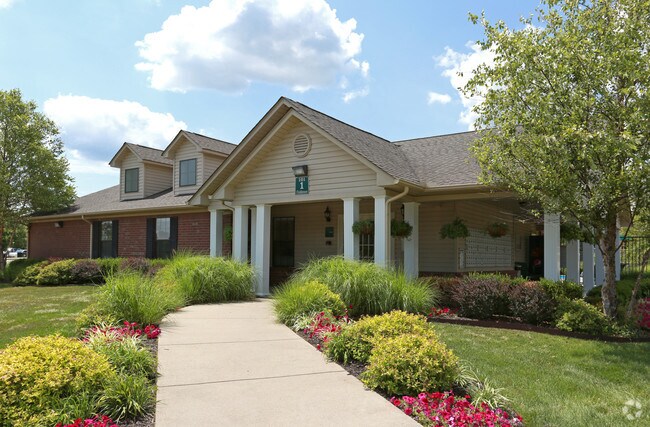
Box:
(464, 0, 650, 318)
(0, 89, 75, 269)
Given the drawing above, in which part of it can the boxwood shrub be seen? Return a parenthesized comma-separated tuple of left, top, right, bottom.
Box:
(2, 258, 42, 283)
(555, 299, 613, 335)
(273, 280, 346, 326)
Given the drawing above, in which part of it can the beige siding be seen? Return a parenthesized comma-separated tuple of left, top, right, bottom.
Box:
(120, 152, 143, 201)
(203, 153, 226, 183)
(174, 141, 202, 195)
(231, 117, 379, 204)
(143, 164, 173, 197)
(418, 202, 457, 272)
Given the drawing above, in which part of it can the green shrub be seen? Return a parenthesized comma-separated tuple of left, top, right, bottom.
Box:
(12, 260, 48, 285)
(451, 273, 515, 319)
(540, 278, 583, 302)
(430, 276, 461, 309)
(98, 272, 184, 325)
(3, 258, 42, 282)
(325, 311, 435, 364)
(85, 333, 156, 379)
(35, 259, 77, 286)
(76, 303, 118, 332)
(361, 333, 459, 396)
(96, 257, 122, 277)
(509, 281, 556, 325)
(289, 257, 436, 316)
(0, 335, 116, 427)
(156, 255, 254, 304)
(51, 391, 99, 425)
(70, 259, 103, 284)
(273, 280, 346, 325)
(555, 299, 613, 335)
(457, 365, 512, 410)
(97, 374, 155, 422)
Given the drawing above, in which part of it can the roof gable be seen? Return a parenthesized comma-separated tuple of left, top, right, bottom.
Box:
(109, 143, 172, 168)
(163, 130, 235, 158)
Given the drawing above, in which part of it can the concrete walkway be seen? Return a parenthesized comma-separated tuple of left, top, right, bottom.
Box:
(155, 299, 417, 426)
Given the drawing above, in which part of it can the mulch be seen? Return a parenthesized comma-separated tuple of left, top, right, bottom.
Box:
(428, 316, 650, 343)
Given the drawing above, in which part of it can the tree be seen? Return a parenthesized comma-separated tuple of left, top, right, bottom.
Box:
(0, 89, 76, 269)
(625, 209, 650, 320)
(464, 0, 650, 319)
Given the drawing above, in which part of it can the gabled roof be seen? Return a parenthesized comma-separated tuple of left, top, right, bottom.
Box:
(31, 185, 194, 219)
(109, 143, 172, 168)
(163, 130, 236, 158)
(283, 98, 421, 185)
(394, 131, 481, 187)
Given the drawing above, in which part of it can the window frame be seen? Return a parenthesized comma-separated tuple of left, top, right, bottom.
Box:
(124, 168, 139, 193)
(179, 158, 197, 187)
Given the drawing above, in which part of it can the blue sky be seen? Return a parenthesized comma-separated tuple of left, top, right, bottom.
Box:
(0, 0, 535, 196)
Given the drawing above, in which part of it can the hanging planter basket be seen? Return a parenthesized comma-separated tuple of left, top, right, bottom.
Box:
(486, 222, 508, 238)
(440, 218, 469, 240)
(223, 225, 233, 242)
(391, 219, 413, 238)
(352, 219, 374, 235)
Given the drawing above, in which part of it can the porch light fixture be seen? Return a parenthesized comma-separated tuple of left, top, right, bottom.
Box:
(292, 165, 308, 177)
(324, 206, 331, 222)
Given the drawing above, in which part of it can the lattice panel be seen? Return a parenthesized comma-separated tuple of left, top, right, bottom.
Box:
(465, 228, 512, 268)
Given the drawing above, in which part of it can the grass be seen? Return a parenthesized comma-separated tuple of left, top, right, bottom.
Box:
(0, 284, 98, 348)
(435, 323, 650, 427)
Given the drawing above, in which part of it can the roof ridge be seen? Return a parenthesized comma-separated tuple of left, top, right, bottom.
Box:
(125, 142, 165, 152)
(184, 130, 237, 147)
(393, 130, 478, 144)
(282, 97, 391, 143)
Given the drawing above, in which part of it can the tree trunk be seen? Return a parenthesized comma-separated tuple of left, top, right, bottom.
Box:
(600, 219, 619, 319)
(626, 248, 650, 321)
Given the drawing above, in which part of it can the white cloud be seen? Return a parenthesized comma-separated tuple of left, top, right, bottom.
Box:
(435, 42, 495, 129)
(343, 86, 369, 103)
(135, 0, 370, 98)
(43, 95, 187, 173)
(0, 0, 15, 9)
(427, 91, 451, 105)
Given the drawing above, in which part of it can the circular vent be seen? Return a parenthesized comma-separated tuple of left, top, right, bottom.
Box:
(293, 134, 312, 158)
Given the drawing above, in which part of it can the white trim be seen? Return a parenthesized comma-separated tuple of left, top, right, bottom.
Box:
(254, 204, 271, 296)
(543, 213, 560, 280)
(343, 198, 360, 260)
(374, 195, 389, 267)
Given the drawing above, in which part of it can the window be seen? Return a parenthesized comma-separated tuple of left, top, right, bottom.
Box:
(272, 217, 295, 267)
(146, 217, 177, 259)
(124, 168, 139, 193)
(92, 220, 118, 258)
(179, 158, 197, 187)
(360, 231, 374, 261)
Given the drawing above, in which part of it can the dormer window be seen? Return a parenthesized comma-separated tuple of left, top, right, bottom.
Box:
(125, 168, 139, 193)
(179, 158, 197, 187)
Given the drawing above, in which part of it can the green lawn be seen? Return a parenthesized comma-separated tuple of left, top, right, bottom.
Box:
(0, 284, 98, 348)
(435, 323, 650, 427)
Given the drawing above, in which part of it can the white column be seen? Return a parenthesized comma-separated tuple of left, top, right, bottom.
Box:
(250, 207, 257, 266)
(403, 202, 419, 279)
(209, 208, 224, 257)
(343, 198, 360, 260)
(543, 213, 561, 281)
(254, 204, 271, 296)
(374, 195, 389, 267)
(595, 248, 605, 286)
(582, 242, 595, 294)
(566, 240, 580, 283)
(232, 205, 249, 262)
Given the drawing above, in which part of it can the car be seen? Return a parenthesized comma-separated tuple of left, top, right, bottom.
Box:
(15, 249, 27, 258)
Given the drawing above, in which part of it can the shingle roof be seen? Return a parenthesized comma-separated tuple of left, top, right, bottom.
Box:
(183, 131, 236, 155)
(283, 98, 422, 185)
(32, 185, 192, 219)
(124, 143, 173, 166)
(394, 131, 481, 187)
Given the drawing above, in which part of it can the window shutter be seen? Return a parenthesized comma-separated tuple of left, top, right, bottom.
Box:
(111, 220, 119, 258)
(146, 218, 155, 258)
(91, 221, 101, 259)
(170, 217, 179, 254)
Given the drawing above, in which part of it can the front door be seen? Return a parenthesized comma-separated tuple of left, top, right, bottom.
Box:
(271, 217, 295, 285)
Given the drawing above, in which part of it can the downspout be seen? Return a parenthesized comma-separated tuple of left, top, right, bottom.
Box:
(385, 187, 410, 266)
(81, 215, 93, 257)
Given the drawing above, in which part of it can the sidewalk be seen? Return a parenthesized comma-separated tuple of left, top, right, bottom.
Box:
(155, 299, 417, 426)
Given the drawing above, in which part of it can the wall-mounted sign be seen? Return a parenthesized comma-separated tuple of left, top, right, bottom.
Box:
(295, 176, 309, 194)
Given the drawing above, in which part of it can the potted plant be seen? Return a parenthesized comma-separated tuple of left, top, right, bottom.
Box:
(352, 219, 374, 235)
(223, 225, 233, 242)
(391, 219, 413, 238)
(486, 222, 508, 238)
(439, 218, 469, 240)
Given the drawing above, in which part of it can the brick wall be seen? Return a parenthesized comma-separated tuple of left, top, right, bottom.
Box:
(29, 210, 232, 259)
(28, 220, 91, 259)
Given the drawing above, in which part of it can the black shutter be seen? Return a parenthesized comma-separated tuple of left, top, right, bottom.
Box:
(111, 220, 119, 258)
(170, 217, 179, 255)
(91, 221, 101, 259)
(146, 218, 155, 259)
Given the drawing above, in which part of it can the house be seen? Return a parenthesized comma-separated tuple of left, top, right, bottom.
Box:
(29, 97, 615, 294)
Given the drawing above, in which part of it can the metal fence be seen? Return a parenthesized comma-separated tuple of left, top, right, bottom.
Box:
(621, 236, 650, 274)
